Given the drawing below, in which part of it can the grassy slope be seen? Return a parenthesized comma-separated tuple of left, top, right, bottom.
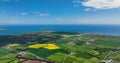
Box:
(0, 32, 120, 63)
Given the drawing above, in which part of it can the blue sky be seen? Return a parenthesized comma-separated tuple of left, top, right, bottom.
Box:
(0, 0, 120, 25)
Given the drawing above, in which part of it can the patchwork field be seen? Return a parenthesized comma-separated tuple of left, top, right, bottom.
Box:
(0, 32, 120, 63)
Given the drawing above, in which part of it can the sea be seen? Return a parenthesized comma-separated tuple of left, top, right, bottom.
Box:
(0, 25, 120, 36)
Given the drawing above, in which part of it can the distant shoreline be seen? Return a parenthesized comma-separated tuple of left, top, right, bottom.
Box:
(0, 25, 120, 36)
(0, 31, 119, 37)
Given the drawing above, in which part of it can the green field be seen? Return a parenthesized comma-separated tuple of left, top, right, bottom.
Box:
(0, 32, 120, 63)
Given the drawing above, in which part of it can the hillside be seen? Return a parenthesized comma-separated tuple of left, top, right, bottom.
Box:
(0, 31, 120, 63)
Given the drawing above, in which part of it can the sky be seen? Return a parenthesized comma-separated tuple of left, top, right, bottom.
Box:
(0, 0, 120, 25)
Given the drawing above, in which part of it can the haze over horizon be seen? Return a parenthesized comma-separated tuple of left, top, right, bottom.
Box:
(0, 0, 120, 25)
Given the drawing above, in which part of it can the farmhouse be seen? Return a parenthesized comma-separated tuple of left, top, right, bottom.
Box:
(102, 59, 113, 63)
(67, 42, 76, 46)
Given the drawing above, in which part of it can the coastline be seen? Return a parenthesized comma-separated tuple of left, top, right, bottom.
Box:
(0, 31, 119, 37)
(0, 25, 120, 36)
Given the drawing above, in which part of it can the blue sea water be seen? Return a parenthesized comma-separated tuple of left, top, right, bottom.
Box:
(0, 25, 120, 36)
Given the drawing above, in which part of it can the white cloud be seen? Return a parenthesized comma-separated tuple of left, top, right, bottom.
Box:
(32, 12, 50, 16)
(32, 12, 40, 14)
(73, 0, 81, 3)
(82, 0, 120, 9)
(73, 0, 81, 7)
(39, 13, 50, 16)
(20, 12, 28, 16)
(84, 8, 91, 11)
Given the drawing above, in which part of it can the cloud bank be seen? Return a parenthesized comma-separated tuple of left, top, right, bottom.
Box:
(82, 0, 120, 9)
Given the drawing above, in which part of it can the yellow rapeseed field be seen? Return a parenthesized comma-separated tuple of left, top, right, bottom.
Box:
(8, 44, 20, 47)
(43, 44, 60, 50)
(28, 44, 60, 50)
(28, 44, 46, 48)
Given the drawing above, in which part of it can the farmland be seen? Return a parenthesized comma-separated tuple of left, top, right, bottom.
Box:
(0, 31, 120, 63)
